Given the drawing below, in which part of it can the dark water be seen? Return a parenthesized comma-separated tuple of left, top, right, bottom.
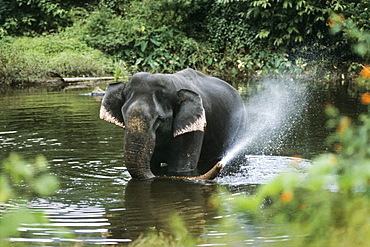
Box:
(0, 81, 367, 246)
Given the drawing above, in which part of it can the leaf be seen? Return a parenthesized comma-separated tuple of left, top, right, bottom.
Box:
(33, 174, 59, 196)
(283, 1, 292, 9)
(295, 36, 304, 42)
(0, 175, 12, 202)
(256, 29, 270, 39)
(150, 38, 160, 46)
(140, 41, 148, 52)
(35, 155, 48, 171)
(353, 43, 367, 57)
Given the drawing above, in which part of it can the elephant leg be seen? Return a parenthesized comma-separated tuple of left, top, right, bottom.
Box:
(167, 131, 204, 173)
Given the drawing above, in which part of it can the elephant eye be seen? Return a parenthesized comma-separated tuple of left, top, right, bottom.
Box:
(153, 115, 164, 129)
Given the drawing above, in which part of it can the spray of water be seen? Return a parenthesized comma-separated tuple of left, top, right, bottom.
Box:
(220, 77, 308, 166)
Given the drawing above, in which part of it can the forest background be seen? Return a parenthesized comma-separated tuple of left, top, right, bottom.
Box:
(0, 0, 369, 87)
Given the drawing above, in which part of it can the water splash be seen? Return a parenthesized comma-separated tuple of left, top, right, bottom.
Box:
(217, 155, 311, 186)
(221, 77, 308, 166)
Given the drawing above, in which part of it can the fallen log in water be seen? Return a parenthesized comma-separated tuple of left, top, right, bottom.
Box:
(46, 76, 129, 84)
(62, 77, 115, 82)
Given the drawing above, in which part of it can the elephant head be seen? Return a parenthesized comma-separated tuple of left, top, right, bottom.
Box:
(99, 75, 213, 180)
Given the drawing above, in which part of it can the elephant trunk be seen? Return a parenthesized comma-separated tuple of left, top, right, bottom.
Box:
(124, 133, 155, 180)
(168, 161, 224, 181)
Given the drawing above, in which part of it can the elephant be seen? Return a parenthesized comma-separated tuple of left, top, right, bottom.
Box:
(100, 68, 247, 180)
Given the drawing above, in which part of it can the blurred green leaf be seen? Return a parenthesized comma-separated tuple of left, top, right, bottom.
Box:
(33, 174, 59, 196)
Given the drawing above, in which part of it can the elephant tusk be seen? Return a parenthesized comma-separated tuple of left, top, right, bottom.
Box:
(100, 106, 125, 128)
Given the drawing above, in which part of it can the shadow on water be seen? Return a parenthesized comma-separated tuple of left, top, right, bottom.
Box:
(0, 80, 368, 245)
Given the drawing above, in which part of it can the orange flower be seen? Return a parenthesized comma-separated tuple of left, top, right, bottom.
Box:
(361, 65, 370, 78)
(281, 191, 294, 203)
(361, 92, 370, 105)
(337, 116, 351, 134)
(291, 155, 303, 166)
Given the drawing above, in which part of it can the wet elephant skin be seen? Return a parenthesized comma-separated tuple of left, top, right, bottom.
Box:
(100, 68, 247, 179)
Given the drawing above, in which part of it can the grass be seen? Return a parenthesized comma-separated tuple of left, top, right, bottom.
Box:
(0, 32, 113, 87)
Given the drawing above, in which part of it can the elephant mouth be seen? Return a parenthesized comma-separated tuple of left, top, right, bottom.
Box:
(100, 106, 125, 128)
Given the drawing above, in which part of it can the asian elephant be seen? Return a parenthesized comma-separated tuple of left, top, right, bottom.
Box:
(100, 68, 247, 180)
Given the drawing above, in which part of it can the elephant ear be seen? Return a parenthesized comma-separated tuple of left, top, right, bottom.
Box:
(100, 82, 126, 128)
(173, 89, 207, 137)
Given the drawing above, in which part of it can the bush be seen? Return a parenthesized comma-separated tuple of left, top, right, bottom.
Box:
(83, 2, 212, 74)
(0, 33, 113, 86)
(344, 2, 370, 31)
(330, 13, 370, 60)
(0, 0, 71, 37)
(217, 0, 346, 47)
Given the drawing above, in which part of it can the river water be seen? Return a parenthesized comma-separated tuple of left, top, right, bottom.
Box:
(0, 80, 367, 246)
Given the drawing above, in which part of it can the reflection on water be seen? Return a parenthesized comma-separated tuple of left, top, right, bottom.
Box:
(109, 179, 218, 240)
(0, 83, 367, 245)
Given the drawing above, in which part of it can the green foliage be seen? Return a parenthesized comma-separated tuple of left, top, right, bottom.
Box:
(205, 1, 258, 52)
(82, 0, 311, 76)
(0, 33, 113, 86)
(330, 13, 370, 60)
(0, 153, 60, 245)
(0, 153, 59, 201)
(0, 0, 369, 84)
(328, 13, 370, 87)
(0, 208, 48, 246)
(83, 1, 211, 73)
(0, 0, 70, 37)
(97, 0, 127, 14)
(218, 0, 347, 47)
(344, 2, 370, 31)
(0, 0, 105, 37)
(114, 60, 131, 81)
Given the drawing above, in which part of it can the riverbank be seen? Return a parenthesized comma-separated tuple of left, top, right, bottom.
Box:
(0, 33, 368, 91)
(1, 1, 369, 91)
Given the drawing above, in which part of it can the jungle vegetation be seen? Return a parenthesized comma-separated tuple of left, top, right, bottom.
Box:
(0, 0, 369, 87)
